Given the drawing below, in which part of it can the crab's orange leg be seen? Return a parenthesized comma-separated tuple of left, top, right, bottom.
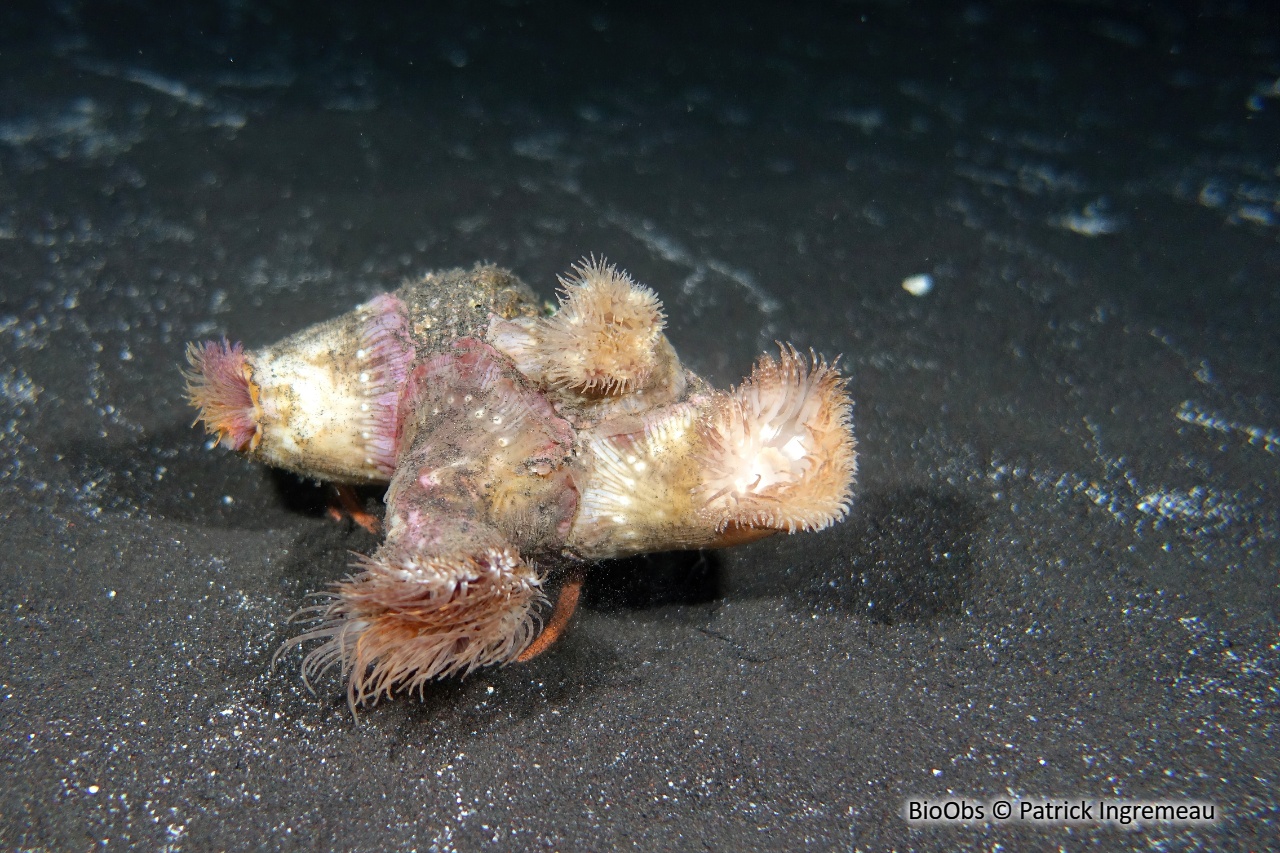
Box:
(327, 484, 382, 535)
(517, 573, 583, 662)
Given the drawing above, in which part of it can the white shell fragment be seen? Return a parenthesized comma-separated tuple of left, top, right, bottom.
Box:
(901, 273, 934, 297)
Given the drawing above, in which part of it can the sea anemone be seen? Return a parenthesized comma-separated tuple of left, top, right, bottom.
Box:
(394, 339, 579, 550)
(398, 338, 564, 456)
(348, 292, 417, 477)
(488, 257, 668, 399)
(695, 346, 856, 536)
(183, 339, 260, 451)
(542, 257, 666, 395)
(212, 292, 416, 483)
(283, 546, 544, 712)
(568, 403, 705, 559)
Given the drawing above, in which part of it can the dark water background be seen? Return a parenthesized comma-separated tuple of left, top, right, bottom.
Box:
(1, 1, 1277, 849)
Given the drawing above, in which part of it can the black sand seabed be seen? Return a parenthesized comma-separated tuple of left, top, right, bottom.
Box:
(1, 1, 1277, 849)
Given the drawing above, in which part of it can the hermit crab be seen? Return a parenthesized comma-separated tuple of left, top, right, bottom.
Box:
(185, 259, 857, 711)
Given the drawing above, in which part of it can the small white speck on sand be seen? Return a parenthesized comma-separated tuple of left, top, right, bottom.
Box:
(902, 273, 934, 296)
